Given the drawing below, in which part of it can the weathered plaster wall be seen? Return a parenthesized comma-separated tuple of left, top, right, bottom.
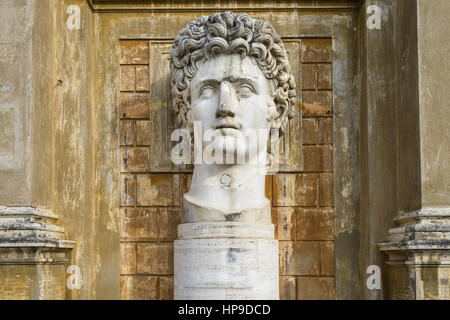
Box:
(0, 0, 363, 299)
(0, 0, 54, 207)
(0, 264, 66, 299)
(0, 0, 84, 300)
(31, 0, 55, 208)
(417, 0, 450, 207)
(0, 0, 121, 299)
(1, 0, 447, 300)
(0, 0, 34, 205)
(51, 0, 120, 299)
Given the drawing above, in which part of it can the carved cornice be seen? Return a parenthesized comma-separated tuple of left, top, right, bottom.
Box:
(86, 0, 361, 12)
(378, 207, 450, 263)
(0, 206, 74, 250)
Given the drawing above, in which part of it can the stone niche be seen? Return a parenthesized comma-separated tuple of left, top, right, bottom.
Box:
(118, 29, 344, 300)
(112, 1, 356, 300)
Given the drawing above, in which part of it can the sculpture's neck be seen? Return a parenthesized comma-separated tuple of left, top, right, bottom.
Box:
(184, 162, 268, 214)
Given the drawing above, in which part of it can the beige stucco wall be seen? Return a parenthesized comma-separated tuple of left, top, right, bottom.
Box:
(0, 0, 55, 208)
(0, 0, 34, 205)
(51, 0, 120, 299)
(0, 0, 359, 300)
(1, 0, 448, 300)
(0, 0, 120, 299)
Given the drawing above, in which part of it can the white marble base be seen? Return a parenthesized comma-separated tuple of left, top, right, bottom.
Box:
(174, 237, 279, 300)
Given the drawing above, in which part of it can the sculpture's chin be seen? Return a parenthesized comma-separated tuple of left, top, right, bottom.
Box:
(205, 133, 248, 165)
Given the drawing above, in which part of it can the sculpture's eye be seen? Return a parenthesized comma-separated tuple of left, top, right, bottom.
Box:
(200, 86, 215, 98)
(237, 85, 254, 98)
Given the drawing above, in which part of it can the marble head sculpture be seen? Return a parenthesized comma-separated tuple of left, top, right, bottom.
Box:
(170, 11, 296, 217)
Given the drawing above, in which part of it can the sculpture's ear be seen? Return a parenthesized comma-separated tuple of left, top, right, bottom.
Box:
(184, 91, 192, 110)
(182, 92, 194, 131)
(266, 98, 278, 125)
(186, 109, 195, 134)
(266, 83, 285, 129)
(187, 108, 193, 123)
(270, 102, 288, 131)
(270, 113, 282, 129)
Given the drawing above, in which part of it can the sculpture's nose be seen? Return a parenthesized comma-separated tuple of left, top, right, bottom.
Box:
(216, 81, 236, 118)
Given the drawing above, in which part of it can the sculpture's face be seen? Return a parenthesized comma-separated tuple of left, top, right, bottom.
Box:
(190, 54, 274, 163)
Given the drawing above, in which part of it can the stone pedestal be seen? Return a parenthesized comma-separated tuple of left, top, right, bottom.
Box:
(378, 208, 450, 299)
(174, 200, 279, 300)
(0, 207, 74, 299)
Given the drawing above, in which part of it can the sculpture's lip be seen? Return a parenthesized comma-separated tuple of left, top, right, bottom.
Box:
(216, 124, 240, 129)
(216, 127, 241, 136)
(215, 119, 241, 130)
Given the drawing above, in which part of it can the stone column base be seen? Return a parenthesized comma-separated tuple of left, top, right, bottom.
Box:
(378, 208, 450, 299)
(0, 207, 74, 300)
(174, 222, 279, 300)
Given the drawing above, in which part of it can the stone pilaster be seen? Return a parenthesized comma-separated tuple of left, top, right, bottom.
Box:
(0, 207, 74, 299)
(379, 208, 450, 299)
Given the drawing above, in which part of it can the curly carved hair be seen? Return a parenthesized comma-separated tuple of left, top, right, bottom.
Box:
(170, 11, 296, 134)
